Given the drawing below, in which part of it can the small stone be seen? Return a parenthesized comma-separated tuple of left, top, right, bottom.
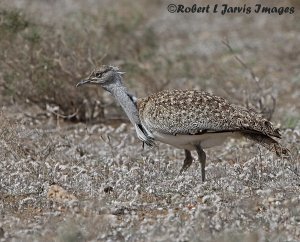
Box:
(268, 197, 275, 203)
(47, 184, 77, 203)
(202, 195, 210, 203)
(275, 201, 281, 206)
(104, 186, 113, 194)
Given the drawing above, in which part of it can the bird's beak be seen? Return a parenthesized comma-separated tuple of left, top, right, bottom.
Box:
(76, 79, 90, 87)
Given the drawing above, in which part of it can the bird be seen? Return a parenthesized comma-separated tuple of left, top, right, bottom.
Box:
(76, 65, 289, 182)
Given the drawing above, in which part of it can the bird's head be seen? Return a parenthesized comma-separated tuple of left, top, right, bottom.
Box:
(76, 65, 125, 89)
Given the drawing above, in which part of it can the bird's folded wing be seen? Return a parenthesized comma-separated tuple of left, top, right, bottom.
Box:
(139, 90, 280, 138)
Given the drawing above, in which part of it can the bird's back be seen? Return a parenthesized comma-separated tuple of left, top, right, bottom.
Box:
(137, 90, 281, 138)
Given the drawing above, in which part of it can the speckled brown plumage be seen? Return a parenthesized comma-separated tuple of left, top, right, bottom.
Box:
(138, 90, 278, 136)
(138, 90, 288, 156)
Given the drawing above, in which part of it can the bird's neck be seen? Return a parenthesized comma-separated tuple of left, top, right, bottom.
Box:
(106, 77, 154, 146)
(109, 81, 141, 127)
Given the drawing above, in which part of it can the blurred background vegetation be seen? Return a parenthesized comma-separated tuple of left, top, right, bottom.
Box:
(0, 0, 299, 127)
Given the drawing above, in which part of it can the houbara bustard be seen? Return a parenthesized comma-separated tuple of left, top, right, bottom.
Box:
(76, 65, 288, 182)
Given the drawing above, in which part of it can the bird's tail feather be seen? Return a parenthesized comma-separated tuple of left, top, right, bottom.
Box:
(242, 132, 289, 156)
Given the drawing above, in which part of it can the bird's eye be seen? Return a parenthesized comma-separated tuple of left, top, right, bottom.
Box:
(96, 73, 102, 78)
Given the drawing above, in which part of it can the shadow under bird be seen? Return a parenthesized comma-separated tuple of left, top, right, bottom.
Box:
(76, 65, 289, 182)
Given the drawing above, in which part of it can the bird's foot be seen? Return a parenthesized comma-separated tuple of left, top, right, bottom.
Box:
(179, 156, 193, 175)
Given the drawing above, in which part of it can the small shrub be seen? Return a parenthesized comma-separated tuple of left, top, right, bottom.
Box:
(0, 3, 165, 122)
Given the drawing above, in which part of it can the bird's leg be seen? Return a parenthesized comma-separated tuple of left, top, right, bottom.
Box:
(179, 150, 194, 174)
(195, 145, 206, 182)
